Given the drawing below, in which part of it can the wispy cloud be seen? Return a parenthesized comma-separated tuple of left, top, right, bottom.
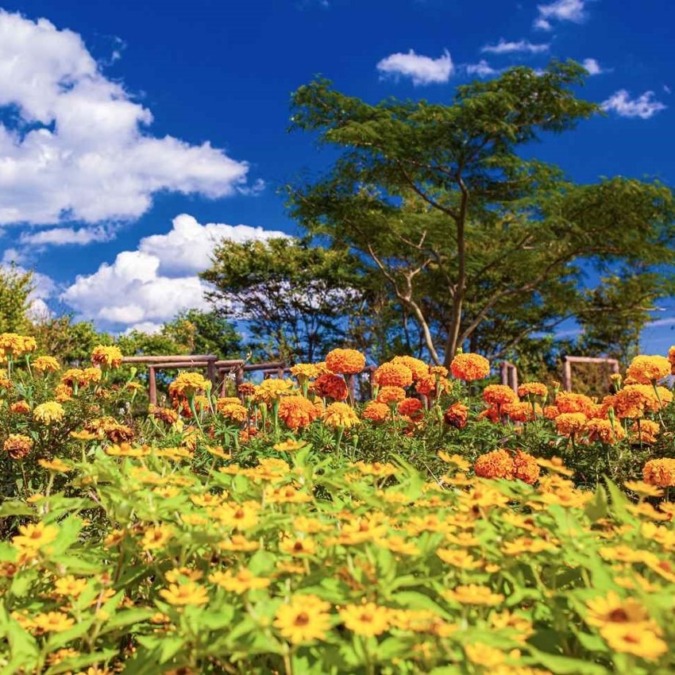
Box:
(602, 90, 667, 119)
(464, 60, 501, 78)
(20, 226, 115, 247)
(377, 49, 453, 85)
(481, 39, 550, 55)
(534, 0, 587, 31)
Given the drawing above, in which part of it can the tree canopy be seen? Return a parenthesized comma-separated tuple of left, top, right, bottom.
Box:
(288, 61, 675, 366)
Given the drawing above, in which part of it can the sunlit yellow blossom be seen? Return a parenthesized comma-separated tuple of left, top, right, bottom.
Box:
(465, 644, 506, 667)
(12, 522, 59, 551)
(159, 581, 209, 606)
(53, 575, 88, 598)
(436, 548, 482, 569)
(274, 594, 332, 644)
(91, 345, 123, 369)
(209, 568, 270, 593)
(33, 356, 60, 373)
(322, 402, 359, 428)
(443, 585, 504, 606)
(141, 525, 174, 551)
(33, 401, 65, 425)
(339, 602, 389, 636)
(32, 611, 75, 633)
(600, 623, 667, 661)
(279, 536, 317, 556)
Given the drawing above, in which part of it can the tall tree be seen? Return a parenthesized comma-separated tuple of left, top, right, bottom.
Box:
(201, 237, 369, 363)
(0, 265, 34, 333)
(288, 62, 674, 366)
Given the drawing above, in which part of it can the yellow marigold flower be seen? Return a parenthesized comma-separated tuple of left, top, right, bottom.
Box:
(290, 363, 321, 380)
(0, 333, 37, 357)
(32, 611, 75, 633)
(450, 353, 490, 381)
(278, 395, 320, 430)
(490, 610, 534, 641)
(91, 345, 123, 369)
(208, 568, 270, 593)
(168, 372, 212, 398)
(265, 485, 312, 504)
(33, 356, 60, 373)
(3, 434, 33, 460)
(274, 594, 331, 644)
(518, 382, 548, 398)
(216, 400, 248, 424)
(353, 460, 398, 477)
(373, 362, 413, 388)
(159, 581, 209, 606)
(626, 355, 671, 384)
(555, 412, 587, 436)
(390, 355, 429, 381)
(141, 525, 174, 551)
(643, 554, 675, 583)
(643, 458, 675, 487)
(253, 378, 294, 404)
(376, 385, 407, 405)
(53, 575, 88, 598)
(279, 536, 317, 556)
(443, 584, 504, 606)
(38, 458, 71, 473)
(624, 481, 663, 498)
(325, 348, 366, 375)
(600, 623, 667, 661)
(438, 451, 471, 471)
(339, 602, 390, 637)
(33, 401, 65, 425)
(322, 402, 359, 429)
(535, 456, 574, 477)
(12, 522, 59, 551)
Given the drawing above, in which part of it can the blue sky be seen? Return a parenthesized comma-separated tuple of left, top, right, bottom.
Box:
(0, 0, 672, 352)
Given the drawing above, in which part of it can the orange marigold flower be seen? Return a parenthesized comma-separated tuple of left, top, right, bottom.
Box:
(149, 405, 180, 425)
(626, 355, 671, 384)
(450, 353, 490, 381)
(543, 405, 560, 420)
(376, 386, 407, 405)
(33, 356, 60, 373)
(397, 397, 424, 418)
(0, 333, 37, 357)
(312, 373, 349, 401)
(555, 412, 587, 437)
(278, 395, 320, 430)
(517, 382, 548, 398)
(612, 385, 670, 419)
(217, 401, 248, 424)
(10, 400, 31, 414)
(503, 401, 541, 423)
(238, 382, 256, 398)
(643, 459, 675, 487)
(325, 348, 366, 375)
(373, 362, 413, 388)
(512, 450, 540, 484)
(586, 418, 625, 444)
(362, 401, 390, 423)
(630, 419, 660, 444)
(482, 385, 518, 407)
(555, 392, 595, 416)
(444, 402, 468, 429)
(3, 434, 33, 460)
(390, 355, 428, 381)
(322, 402, 359, 429)
(474, 449, 514, 480)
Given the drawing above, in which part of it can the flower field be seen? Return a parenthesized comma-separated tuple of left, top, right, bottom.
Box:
(1, 338, 674, 674)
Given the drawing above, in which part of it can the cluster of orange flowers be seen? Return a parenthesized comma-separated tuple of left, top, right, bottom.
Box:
(473, 449, 540, 484)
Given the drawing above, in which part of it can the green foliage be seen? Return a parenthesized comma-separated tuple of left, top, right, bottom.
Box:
(288, 62, 674, 365)
(0, 265, 34, 334)
(201, 237, 369, 362)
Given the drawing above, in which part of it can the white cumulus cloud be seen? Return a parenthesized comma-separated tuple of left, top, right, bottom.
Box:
(582, 58, 604, 76)
(535, 0, 587, 31)
(0, 10, 251, 227)
(377, 49, 453, 85)
(602, 90, 667, 119)
(20, 226, 114, 247)
(481, 39, 550, 55)
(60, 214, 289, 328)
